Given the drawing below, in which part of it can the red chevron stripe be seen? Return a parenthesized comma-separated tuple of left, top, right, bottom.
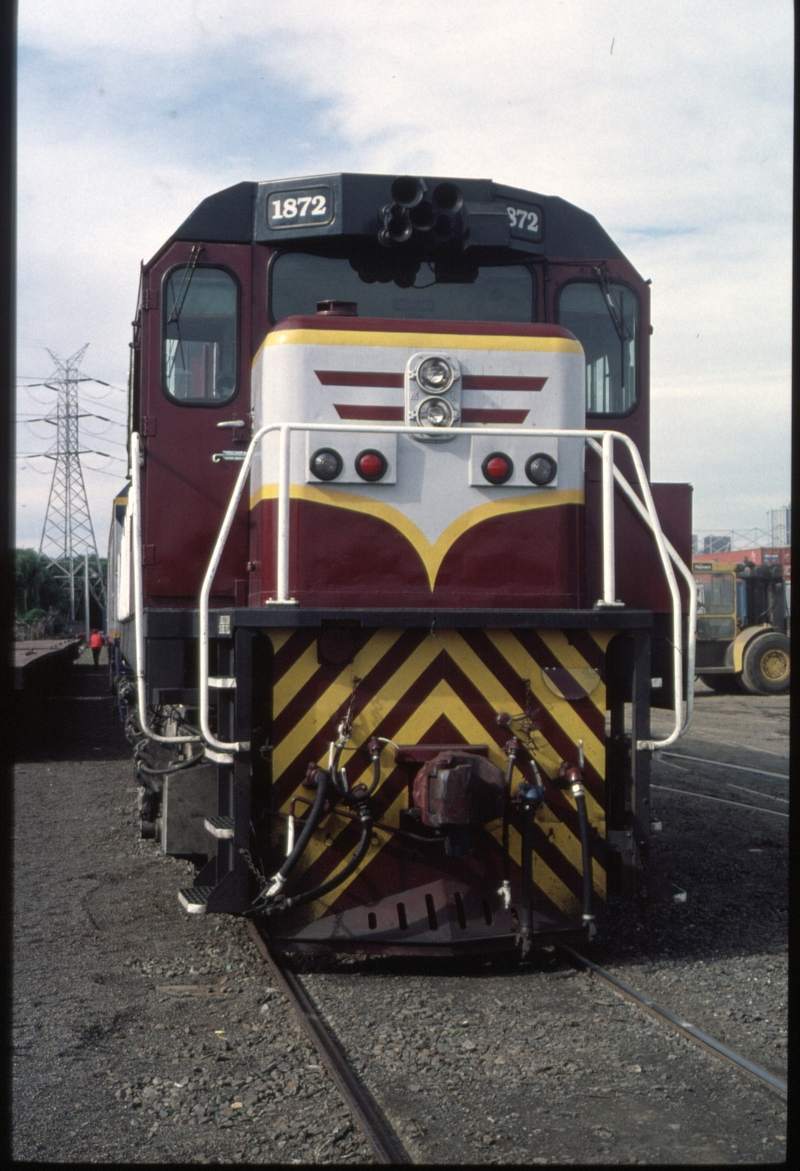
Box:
(460, 408, 529, 423)
(462, 375, 546, 391)
(333, 404, 404, 420)
(316, 371, 547, 391)
(316, 371, 404, 387)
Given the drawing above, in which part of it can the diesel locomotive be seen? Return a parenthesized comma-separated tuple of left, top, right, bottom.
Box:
(108, 172, 696, 956)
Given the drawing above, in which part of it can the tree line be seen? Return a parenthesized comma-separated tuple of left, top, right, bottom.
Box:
(14, 549, 106, 638)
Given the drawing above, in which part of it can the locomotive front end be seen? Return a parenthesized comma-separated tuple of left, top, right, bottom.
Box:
(113, 171, 694, 958)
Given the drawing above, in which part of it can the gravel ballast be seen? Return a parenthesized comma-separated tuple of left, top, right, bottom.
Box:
(13, 658, 788, 1163)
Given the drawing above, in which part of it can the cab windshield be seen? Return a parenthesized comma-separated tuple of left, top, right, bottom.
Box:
(270, 249, 535, 324)
(694, 572, 735, 615)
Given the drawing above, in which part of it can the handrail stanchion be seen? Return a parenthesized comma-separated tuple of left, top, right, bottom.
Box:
(617, 436, 685, 750)
(587, 436, 696, 738)
(199, 423, 273, 752)
(601, 431, 616, 605)
(130, 430, 200, 745)
(275, 425, 293, 604)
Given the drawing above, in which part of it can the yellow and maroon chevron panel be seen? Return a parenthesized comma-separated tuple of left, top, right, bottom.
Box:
(266, 625, 614, 937)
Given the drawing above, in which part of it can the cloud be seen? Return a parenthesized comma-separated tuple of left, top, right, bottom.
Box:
(16, 0, 792, 545)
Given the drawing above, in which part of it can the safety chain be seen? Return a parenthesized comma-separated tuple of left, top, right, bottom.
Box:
(238, 846, 268, 889)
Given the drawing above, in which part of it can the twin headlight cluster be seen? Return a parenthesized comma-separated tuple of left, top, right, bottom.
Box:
(309, 350, 557, 487)
(409, 355, 460, 432)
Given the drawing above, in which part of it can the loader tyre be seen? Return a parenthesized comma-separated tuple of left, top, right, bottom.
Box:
(740, 633, 790, 695)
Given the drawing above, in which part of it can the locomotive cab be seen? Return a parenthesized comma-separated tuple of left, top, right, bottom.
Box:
(109, 173, 694, 956)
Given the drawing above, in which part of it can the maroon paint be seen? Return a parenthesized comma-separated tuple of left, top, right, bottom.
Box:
(251, 497, 583, 608)
(334, 404, 404, 421)
(316, 370, 547, 391)
(316, 370, 404, 387)
(138, 241, 253, 603)
(274, 314, 579, 340)
(461, 408, 529, 424)
(332, 404, 529, 423)
(463, 375, 546, 391)
(585, 476, 693, 612)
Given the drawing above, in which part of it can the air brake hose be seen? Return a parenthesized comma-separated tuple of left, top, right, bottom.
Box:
(366, 736, 382, 796)
(517, 779, 545, 958)
(136, 752, 206, 777)
(574, 785, 594, 924)
(274, 767, 331, 886)
(501, 737, 519, 893)
(558, 762, 595, 929)
(266, 789, 374, 914)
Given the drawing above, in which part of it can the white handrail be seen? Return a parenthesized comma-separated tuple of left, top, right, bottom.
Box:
(601, 431, 617, 605)
(194, 422, 689, 754)
(604, 434, 685, 750)
(587, 437, 696, 746)
(129, 431, 201, 745)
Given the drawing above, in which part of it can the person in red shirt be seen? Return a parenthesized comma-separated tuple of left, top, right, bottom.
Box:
(89, 629, 103, 667)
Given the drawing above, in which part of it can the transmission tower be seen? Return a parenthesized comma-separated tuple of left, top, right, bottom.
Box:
(38, 346, 107, 625)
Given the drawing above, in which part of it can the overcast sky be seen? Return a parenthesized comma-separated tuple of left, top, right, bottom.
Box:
(15, 0, 792, 551)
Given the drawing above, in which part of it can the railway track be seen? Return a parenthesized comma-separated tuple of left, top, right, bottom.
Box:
(246, 923, 786, 1164)
(559, 946, 788, 1099)
(247, 922, 410, 1164)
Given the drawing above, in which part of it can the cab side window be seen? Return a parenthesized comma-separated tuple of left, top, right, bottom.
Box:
(162, 267, 238, 403)
(557, 281, 638, 415)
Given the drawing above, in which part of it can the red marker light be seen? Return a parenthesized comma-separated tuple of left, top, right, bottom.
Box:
(355, 449, 388, 482)
(482, 453, 514, 484)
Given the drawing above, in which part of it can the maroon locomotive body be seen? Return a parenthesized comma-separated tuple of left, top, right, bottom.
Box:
(109, 173, 693, 954)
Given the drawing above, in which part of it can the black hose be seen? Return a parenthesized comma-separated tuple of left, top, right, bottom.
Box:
(275, 799, 373, 913)
(520, 799, 535, 957)
(136, 753, 206, 777)
(573, 786, 594, 923)
(276, 769, 330, 884)
(502, 743, 517, 889)
(366, 751, 381, 797)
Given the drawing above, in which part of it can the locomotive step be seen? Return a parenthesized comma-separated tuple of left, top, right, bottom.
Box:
(178, 885, 215, 913)
(203, 815, 235, 839)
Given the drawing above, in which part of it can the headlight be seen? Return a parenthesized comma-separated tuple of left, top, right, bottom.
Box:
(417, 397, 454, 428)
(416, 356, 455, 394)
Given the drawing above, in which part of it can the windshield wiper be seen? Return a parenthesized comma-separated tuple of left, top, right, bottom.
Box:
(166, 243, 205, 385)
(167, 242, 205, 325)
(592, 264, 632, 343)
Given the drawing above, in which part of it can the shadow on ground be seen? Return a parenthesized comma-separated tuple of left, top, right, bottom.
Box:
(14, 649, 130, 763)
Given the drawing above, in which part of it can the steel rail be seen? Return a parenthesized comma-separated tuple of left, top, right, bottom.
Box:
(657, 750, 789, 782)
(246, 922, 410, 1164)
(650, 782, 789, 818)
(559, 945, 787, 1098)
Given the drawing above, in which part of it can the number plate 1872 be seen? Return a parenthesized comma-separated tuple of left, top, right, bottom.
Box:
(267, 186, 334, 228)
